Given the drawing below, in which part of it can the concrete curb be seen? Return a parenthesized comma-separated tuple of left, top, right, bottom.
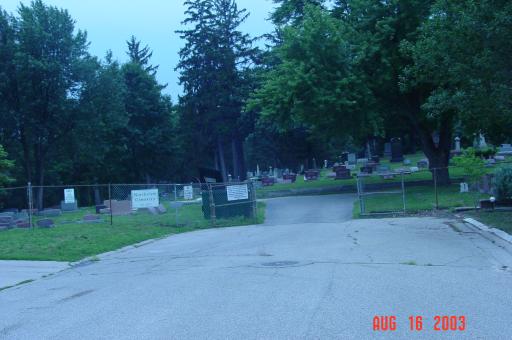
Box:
(462, 217, 512, 245)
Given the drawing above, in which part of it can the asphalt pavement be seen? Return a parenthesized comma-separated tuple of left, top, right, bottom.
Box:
(1, 194, 511, 339)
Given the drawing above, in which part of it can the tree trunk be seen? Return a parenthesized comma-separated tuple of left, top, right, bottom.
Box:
(406, 94, 453, 186)
(231, 138, 239, 181)
(93, 185, 102, 206)
(36, 160, 44, 211)
(217, 137, 227, 182)
(236, 138, 247, 181)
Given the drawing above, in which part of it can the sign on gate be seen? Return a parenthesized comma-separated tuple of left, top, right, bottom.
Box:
(131, 189, 159, 209)
(226, 184, 249, 201)
(184, 186, 194, 200)
(64, 188, 75, 203)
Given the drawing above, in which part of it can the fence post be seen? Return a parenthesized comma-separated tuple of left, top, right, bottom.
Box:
(108, 183, 113, 226)
(27, 182, 33, 229)
(174, 184, 178, 227)
(357, 176, 365, 215)
(208, 184, 216, 226)
(250, 181, 257, 219)
(434, 168, 439, 210)
(401, 172, 406, 213)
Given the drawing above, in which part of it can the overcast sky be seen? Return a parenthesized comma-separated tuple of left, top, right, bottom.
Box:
(1, 0, 276, 101)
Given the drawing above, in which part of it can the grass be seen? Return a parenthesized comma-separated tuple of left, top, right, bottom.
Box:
(0, 202, 266, 262)
(353, 184, 487, 217)
(464, 211, 512, 235)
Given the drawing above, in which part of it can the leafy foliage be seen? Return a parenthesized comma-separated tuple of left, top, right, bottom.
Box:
(494, 167, 512, 201)
(0, 145, 14, 186)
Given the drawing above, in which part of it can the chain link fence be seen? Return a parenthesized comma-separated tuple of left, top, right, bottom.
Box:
(0, 181, 258, 230)
(356, 161, 512, 216)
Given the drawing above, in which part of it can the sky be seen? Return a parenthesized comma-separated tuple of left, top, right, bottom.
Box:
(1, 0, 277, 100)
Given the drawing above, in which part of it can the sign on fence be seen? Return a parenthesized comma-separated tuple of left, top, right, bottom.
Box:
(184, 186, 194, 200)
(64, 188, 75, 203)
(226, 184, 249, 201)
(131, 189, 159, 209)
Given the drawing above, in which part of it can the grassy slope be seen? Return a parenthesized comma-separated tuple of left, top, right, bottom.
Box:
(0, 202, 265, 262)
(464, 211, 512, 234)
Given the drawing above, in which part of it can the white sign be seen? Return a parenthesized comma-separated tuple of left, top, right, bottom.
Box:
(131, 189, 159, 209)
(184, 186, 194, 200)
(64, 188, 75, 203)
(226, 184, 249, 202)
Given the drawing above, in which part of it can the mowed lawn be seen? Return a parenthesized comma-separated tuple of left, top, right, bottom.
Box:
(353, 184, 487, 216)
(0, 202, 265, 262)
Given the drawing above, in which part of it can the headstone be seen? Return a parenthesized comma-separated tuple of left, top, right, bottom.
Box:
(403, 159, 411, 165)
(360, 166, 373, 174)
(41, 209, 62, 217)
(460, 183, 469, 193)
(1, 208, 18, 214)
(348, 153, 356, 165)
(304, 170, 320, 181)
(0, 216, 14, 229)
(417, 159, 429, 169)
(283, 174, 297, 183)
(100, 208, 111, 214)
(409, 167, 420, 173)
(60, 201, 78, 212)
(96, 204, 107, 214)
(357, 158, 368, 165)
(384, 143, 392, 157)
(377, 165, 391, 174)
(497, 144, 512, 156)
(262, 177, 275, 186)
(390, 138, 404, 162)
(16, 220, 31, 228)
(105, 200, 132, 215)
(83, 214, 101, 223)
(340, 152, 349, 163)
(37, 219, 54, 228)
(346, 164, 356, 171)
(324, 160, 328, 169)
(256, 164, 261, 177)
(157, 204, 167, 214)
(495, 155, 506, 161)
(455, 137, 461, 152)
(478, 133, 487, 148)
(300, 164, 305, 174)
(334, 167, 351, 180)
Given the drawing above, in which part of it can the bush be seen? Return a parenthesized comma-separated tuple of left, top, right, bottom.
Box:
(494, 167, 512, 201)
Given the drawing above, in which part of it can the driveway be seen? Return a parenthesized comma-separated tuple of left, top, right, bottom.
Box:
(1, 195, 511, 339)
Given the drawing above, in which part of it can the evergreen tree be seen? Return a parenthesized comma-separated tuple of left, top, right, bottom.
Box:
(177, 0, 256, 181)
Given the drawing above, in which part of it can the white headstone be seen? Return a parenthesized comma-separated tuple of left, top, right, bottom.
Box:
(455, 137, 461, 152)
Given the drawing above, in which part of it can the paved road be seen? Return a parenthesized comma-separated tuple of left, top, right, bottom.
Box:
(1, 195, 512, 339)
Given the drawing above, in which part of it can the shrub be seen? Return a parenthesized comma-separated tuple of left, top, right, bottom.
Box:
(494, 166, 512, 201)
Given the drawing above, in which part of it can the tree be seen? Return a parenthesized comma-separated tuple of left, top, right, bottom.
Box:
(249, 5, 380, 150)
(0, 145, 14, 186)
(0, 0, 91, 207)
(177, 0, 256, 181)
(401, 0, 512, 146)
(270, 0, 325, 26)
(127, 35, 159, 76)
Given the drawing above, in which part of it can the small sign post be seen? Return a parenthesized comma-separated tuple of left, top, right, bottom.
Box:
(184, 186, 194, 200)
(64, 188, 75, 203)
